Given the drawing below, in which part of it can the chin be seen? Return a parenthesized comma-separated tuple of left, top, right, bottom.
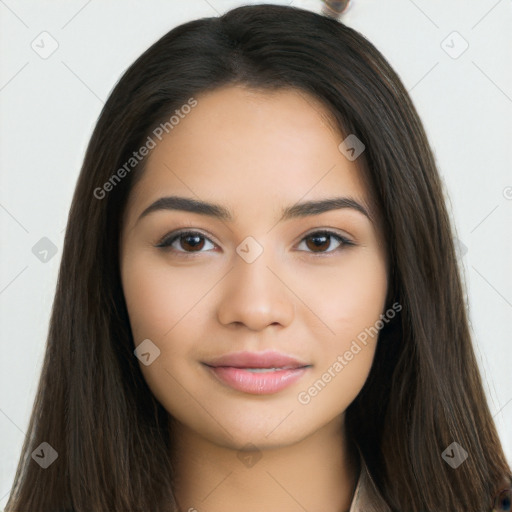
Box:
(193, 412, 323, 452)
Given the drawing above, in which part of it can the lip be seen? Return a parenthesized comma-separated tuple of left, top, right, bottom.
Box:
(203, 350, 311, 395)
(204, 350, 309, 369)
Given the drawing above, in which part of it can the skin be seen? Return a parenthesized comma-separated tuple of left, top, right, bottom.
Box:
(120, 85, 389, 512)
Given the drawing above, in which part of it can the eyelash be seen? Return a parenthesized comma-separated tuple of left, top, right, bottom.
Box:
(155, 229, 355, 257)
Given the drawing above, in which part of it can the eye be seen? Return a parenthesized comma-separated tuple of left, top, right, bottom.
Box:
(494, 489, 512, 512)
(155, 229, 354, 257)
(155, 230, 217, 255)
(296, 230, 354, 254)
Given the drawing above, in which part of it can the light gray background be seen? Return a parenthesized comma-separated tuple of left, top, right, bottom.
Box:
(1, 0, 511, 507)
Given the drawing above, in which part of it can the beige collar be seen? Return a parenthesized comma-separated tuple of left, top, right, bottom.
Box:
(348, 453, 391, 512)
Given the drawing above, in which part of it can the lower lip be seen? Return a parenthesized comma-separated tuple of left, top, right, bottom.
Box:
(205, 365, 310, 395)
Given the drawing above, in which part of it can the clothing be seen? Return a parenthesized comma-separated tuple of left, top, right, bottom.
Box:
(348, 458, 512, 512)
(348, 454, 391, 512)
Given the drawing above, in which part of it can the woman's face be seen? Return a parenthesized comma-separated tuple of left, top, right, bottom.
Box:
(119, 85, 388, 449)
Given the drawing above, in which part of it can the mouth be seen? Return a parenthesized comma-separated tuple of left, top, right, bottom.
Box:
(202, 350, 312, 395)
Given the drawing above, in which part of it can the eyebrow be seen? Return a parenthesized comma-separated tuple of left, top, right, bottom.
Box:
(136, 195, 373, 225)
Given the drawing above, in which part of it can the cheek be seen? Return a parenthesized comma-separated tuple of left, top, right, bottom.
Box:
(120, 251, 214, 343)
(298, 249, 388, 338)
(296, 251, 387, 404)
(297, 350, 375, 426)
(120, 252, 212, 420)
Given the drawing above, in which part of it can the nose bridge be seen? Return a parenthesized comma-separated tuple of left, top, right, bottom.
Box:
(216, 237, 295, 330)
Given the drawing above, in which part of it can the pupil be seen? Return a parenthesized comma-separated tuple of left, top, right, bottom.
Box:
(496, 491, 512, 511)
(308, 235, 329, 252)
(183, 235, 204, 251)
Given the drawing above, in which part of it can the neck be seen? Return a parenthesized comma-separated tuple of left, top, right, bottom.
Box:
(170, 416, 359, 512)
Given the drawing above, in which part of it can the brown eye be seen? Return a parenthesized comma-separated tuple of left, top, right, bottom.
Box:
(298, 230, 354, 254)
(156, 229, 354, 256)
(179, 233, 205, 251)
(305, 234, 330, 252)
(493, 489, 511, 512)
(156, 231, 216, 254)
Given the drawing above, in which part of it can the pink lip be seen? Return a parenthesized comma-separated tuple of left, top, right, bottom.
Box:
(205, 350, 308, 369)
(203, 350, 311, 395)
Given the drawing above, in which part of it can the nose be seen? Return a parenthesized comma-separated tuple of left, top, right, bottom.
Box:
(216, 249, 295, 331)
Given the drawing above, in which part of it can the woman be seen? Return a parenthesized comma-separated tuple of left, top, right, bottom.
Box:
(5, 4, 511, 511)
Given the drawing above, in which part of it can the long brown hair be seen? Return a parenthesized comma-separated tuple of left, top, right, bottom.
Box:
(5, 4, 511, 511)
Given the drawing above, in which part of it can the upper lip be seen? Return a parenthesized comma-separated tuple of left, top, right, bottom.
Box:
(203, 350, 310, 369)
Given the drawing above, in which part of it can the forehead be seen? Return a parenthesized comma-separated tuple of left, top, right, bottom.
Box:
(124, 85, 373, 227)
